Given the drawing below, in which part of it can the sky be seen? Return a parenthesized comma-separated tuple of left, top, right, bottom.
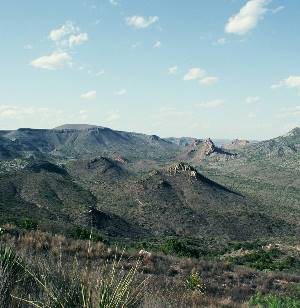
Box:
(0, 0, 299, 140)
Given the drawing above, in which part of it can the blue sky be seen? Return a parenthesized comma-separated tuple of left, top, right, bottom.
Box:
(0, 0, 299, 139)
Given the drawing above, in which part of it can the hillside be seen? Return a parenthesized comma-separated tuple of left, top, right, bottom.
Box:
(196, 128, 300, 227)
(0, 126, 179, 162)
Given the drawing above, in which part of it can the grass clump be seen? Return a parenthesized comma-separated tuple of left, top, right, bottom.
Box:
(70, 226, 105, 243)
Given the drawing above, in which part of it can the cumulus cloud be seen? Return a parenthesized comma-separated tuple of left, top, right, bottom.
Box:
(125, 16, 159, 29)
(30, 51, 72, 70)
(168, 65, 178, 75)
(24, 44, 33, 50)
(183, 68, 219, 86)
(194, 99, 224, 108)
(153, 41, 162, 48)
(183, 68, 206, 81)
(49, 21, 88, 48)
(246, 96, 260, 103)
(213, 37, 227, 45)
(272, 6, 284, 14)
(109, 0, 119, 5)
(81, 90, 97, 100)
(225, 0, 271, 35)
(271, 76, 300, 93)
(199, 76, 219, 86)
(0, 105, 37, 118)
(69, 32, 88, 47)
(49, 21, 78, 41)
(114, 88, 127, 96)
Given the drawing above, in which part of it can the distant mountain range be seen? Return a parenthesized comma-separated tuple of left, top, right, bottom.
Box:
(0, 124, 299, 243)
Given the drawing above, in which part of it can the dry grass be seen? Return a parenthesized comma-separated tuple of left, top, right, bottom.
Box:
(1, 230, 300, 307)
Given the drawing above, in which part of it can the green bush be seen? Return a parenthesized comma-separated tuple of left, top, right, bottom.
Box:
(18, 218, 38, 231)
(70, 226, 105, 243)
(249, 292, 300, 307)
(160, 238, 199, 258)
(227, 248, 298, 272)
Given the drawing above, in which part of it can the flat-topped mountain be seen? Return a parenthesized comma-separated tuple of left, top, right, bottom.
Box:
(0, 126, 179, 161)
(54, 124, 99, 130)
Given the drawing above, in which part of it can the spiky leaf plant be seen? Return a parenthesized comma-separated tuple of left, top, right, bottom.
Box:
(0, 246, 24, 307)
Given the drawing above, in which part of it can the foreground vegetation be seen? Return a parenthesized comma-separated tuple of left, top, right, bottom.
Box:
(1, 226, 300, 307)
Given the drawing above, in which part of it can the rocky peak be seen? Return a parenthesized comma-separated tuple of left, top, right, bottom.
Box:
(149, 135, 160, 141)
(167, 162, 199, 178)
(191, 139, 202, 147)
(203, 138, 216, 155)
(287, 127, 300, 137)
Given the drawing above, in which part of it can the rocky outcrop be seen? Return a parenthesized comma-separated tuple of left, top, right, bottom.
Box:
(167, 162, 199, 178)
(181, 138, 237, 163)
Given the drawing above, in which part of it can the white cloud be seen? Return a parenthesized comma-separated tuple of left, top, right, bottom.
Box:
(225, 0, 271, 35)
(183, 68, 206, 81)
(276, 106, 300, 118)
(194, 99, 224, 108)
(49, 21, 78, 41)
(271, 76, 300, 93)
(95, 70, 105, 76)
(214, 37, 227, 45)
(168, 65, 178, 75)
(69, 32, 88, 47)
(131, 41, 142, 48)
(272, 6, 284, 14)
(125, 16, 159, 29)
(24, 44, 33, 50)
(30, 51, 72, 70)
(109, 0, 119, 5)
(199, 76, 219, 86)
(0, 105, 37, 118)
(248, 112, 257, 118)
(81, 90, 97, 100)
(153, 41, 162, 48)
(104, 110, 120, 123)
(246, 96, 260, 103)
(49, 21, 88, 49)
(114, 88, 127, 96)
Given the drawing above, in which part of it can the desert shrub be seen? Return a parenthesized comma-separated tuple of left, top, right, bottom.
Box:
(160, 238, 199, 258)
(18, 218, 38, 231)
(228, 240, 266, 252)
(228, 247, 300, 273)
(0, 246, 25, 307)
(185, 272, 205, 293)
(70, 226, 105, 243)
(249, 292, 300, 307)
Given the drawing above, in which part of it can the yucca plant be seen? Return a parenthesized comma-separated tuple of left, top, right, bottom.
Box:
(0, 246, 24, 307)
(97, 258, 146, 308)
(16, 254, 146, 308)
